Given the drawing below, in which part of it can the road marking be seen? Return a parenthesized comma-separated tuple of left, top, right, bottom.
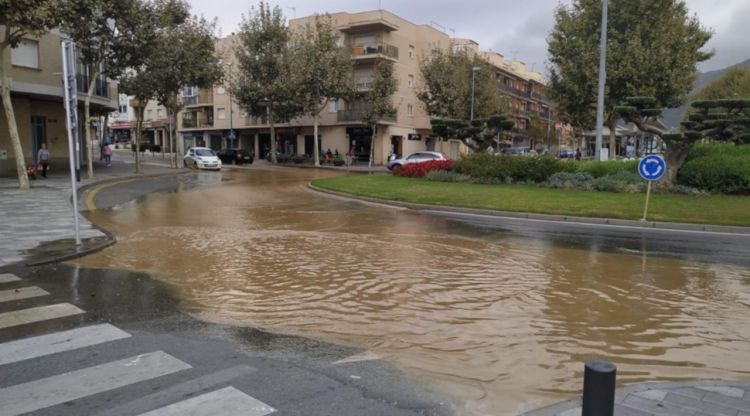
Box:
(99, 365, 258, 416)
(0, 351, 191, 416)
(0, 286, 49, 303)
(0, 324, 130, 366)
(0, 303, 84, 330)
(333, 351, 382, 365)
(0, 273, 20, 283)
(137, 386, 275, 416)
(85, 179, 135, 211)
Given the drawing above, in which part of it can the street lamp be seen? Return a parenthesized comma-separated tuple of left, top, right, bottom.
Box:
(594, 0, 609, 161)
(470, 66, 480, 121)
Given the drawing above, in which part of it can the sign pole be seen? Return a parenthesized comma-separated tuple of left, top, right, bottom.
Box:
(61, 40, 81, 245)
(641, 181, 652, 222)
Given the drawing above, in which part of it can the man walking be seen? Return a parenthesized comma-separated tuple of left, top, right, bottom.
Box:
(37, 143, 51, 178)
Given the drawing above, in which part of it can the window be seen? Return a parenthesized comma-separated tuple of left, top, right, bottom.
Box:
(11, 39, 39, 68)
(407, 104, 414, 117)
(217, 86, 226, 94)
(217, 108, 226, 119)
(118, 105, 127, 113)
(329, 100, 339, 113)
(147, 109, 153, 120)
(408, 74, 414, 88)
(157, 109, 164, 119)
(408, 45, 415, 59)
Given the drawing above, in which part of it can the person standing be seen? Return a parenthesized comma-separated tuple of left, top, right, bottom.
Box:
(37, 143, 51, 178)
(575, 148, 582, 161)
(103, 142, 113, 167)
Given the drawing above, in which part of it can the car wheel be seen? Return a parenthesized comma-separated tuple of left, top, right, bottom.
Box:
(183, 160, 188, 168)
(391, 164, 402, 173)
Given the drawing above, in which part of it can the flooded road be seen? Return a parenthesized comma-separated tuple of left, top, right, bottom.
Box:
(76, 167, 750, 415)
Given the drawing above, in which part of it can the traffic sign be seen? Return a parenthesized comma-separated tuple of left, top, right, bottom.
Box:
(638, 155, 666, 181)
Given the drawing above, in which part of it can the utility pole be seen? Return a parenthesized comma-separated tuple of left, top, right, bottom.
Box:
(594, 0, 609, 161)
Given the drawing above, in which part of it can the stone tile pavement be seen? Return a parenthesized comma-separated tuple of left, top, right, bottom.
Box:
(0, 154, 176, 267)
(523, 380, 750, 416)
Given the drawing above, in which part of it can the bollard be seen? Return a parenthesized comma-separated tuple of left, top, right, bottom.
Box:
(582, 359, 616, 416)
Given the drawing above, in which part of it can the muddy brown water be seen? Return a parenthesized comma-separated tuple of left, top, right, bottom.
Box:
(76, 167, 750, 415)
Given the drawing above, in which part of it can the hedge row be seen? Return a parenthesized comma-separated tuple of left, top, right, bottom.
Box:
(678, 144, 750, 194)
(452, 153, 638, 183)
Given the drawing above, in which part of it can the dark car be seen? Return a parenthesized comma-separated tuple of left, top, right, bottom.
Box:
(217, 149, 253, 165)
(556, 148, 576, 159)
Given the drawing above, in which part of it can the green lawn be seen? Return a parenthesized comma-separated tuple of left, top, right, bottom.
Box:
(312, 174, 750, 227)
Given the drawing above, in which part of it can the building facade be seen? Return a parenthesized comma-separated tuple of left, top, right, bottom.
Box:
(109, 94, 171, 149)
(0, 28, 118, 174)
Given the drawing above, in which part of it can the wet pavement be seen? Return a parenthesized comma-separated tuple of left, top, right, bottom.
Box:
(71, 166, 750, 415)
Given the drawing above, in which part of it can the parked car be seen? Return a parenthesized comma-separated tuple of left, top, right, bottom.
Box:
(556, 148, 576, 159)
(217, 148, 253, 165)
(183, 147, 221, 170)
(387, 151, 448, 171)
(507, 147, 532, 156)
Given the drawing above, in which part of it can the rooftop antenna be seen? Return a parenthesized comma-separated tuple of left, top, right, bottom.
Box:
(430, 21, 447, 34)
(289, 7, 296, 19)
(449, 28, 455, 36)
(511, 50, 519, 60)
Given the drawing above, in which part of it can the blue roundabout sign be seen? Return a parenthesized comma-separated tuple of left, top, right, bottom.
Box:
(638, 155, 667, 181)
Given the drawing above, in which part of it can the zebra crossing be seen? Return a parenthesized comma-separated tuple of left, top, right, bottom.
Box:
(0, 273, 276, 416)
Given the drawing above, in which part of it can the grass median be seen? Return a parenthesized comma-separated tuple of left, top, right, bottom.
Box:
(312, 174, 750, 227)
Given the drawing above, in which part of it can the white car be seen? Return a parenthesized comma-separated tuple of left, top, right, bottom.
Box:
(184, 147, 222, 170)
(387, 151, 448, 172)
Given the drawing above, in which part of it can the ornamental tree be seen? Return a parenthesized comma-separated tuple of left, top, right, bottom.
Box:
(431, 114, 515, 152)
(548, 0, 712, 156)
(0, 0, 62, 189)
(616, 96, 750, 185)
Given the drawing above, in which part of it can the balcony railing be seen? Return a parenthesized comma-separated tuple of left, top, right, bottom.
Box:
(351, 43, 399, 60)
(337, 109, 396, 123)
(76, 74, 110, 98)
(182, 118, 197, 128)
(355, 78, 374, 91)
(182, 95, 197, 106)
(500, 83, 531, 99)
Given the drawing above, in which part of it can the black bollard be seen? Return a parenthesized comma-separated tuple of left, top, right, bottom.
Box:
(582, 359, 616, 416)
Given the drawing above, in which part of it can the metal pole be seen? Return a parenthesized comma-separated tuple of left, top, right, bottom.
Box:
(642, 181, 652, 221)
(582, 360, 616, 416)
(61, 40, 81, 246)
(594, 0, 608, 161)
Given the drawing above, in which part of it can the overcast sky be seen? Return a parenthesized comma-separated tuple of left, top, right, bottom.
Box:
(189, 0, 749, 75)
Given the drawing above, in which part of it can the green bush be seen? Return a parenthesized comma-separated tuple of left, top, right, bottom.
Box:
(454, 152, 513, 181)
(292, 154, 306, 164)
(453, 153, 573, 183)
(425, 170, 473, 183)
(678, 144, 750, 194)
(573, 160, 639, 178)
(592, 171, 645, 193)
(150, 144, 161, 153)
(546, 172, 594, 190)
(333, 156, 345, 166)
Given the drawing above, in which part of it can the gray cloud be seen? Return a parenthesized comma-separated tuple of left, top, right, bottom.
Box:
(190, 0, 749, 73)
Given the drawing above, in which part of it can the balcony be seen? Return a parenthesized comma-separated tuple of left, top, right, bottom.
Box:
(182, 89, 214, 107)
(76, 74, 110, 98)
(351, 43, 398, 61)
(500, 83, 531, 99)
(339, 18, 399, 33)
(337, 109, 396, 123)
(355, 78, 374, 91)
(182, 118, 197, 128)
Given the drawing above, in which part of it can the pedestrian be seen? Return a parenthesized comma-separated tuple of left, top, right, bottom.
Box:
(37, 143, 50, 178)
(103, 142, 113, 167)
(575, 148, 582, 161)
(325, 148, 333, 163)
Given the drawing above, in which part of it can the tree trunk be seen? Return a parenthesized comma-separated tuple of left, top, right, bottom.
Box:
(608, 119, 617, 160)
(135, 106, 144, 174)
(661, 138, 695, 188)
(268, 107, 277, 164)
(0, 44, 30, 189)
(368, 124, 377, 169)
(313, 112, 320, 167)
(84, 71, 98, 179)
(168, 109, 175, 168)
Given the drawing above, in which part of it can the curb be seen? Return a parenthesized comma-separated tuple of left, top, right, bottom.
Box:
(308, 183, 750, 236)
(25, 169, 192, 267)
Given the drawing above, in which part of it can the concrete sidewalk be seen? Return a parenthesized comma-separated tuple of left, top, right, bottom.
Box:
(0, 155, 179, 267)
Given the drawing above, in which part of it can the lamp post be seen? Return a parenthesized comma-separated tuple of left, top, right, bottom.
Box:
(594, 0, 609, 161)
(470, 66, 480, 121)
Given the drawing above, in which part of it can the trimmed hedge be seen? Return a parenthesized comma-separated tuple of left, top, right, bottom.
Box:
(678, 144, 750, 194)
(395, 160, 453, 178)
(574, 160, 639, 178)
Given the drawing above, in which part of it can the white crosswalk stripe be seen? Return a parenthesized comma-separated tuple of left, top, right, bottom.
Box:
(0, 323, 131, 366)
(137, 386, 275, 416)
(0, 303, 84, 329)
(0, 273, 21, 283)
(0, 351, 192, 416)
(0, 286, 49, 303)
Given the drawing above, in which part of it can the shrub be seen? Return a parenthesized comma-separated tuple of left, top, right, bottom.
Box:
(667, 184, 708, 196)
(678, 143, 750, 194)
(396, 160, 454, 178)
(573, 160, 639, 178)
(453, 152, 512, 181)
(333, 156, 345, 166)
(276, 154, 289, 163)
(292, 154, 306, 164)
(592, 171, 645, 193)
(546, 172, 594, 190)
(150, 144, 161, 153)
(425, 170, 472, 183)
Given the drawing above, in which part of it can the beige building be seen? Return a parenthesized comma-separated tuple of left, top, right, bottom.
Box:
(178, 10, 468, 164)
(0, 29, 118, 174)
(109, 95, 171, 148)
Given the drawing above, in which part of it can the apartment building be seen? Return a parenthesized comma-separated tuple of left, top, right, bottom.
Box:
(0, 29, 118, 174)
(178, 10, 467, 164)
(109, 94, 171, 148)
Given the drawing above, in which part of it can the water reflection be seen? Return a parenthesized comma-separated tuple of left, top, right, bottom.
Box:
(76, 167, 750, 415)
